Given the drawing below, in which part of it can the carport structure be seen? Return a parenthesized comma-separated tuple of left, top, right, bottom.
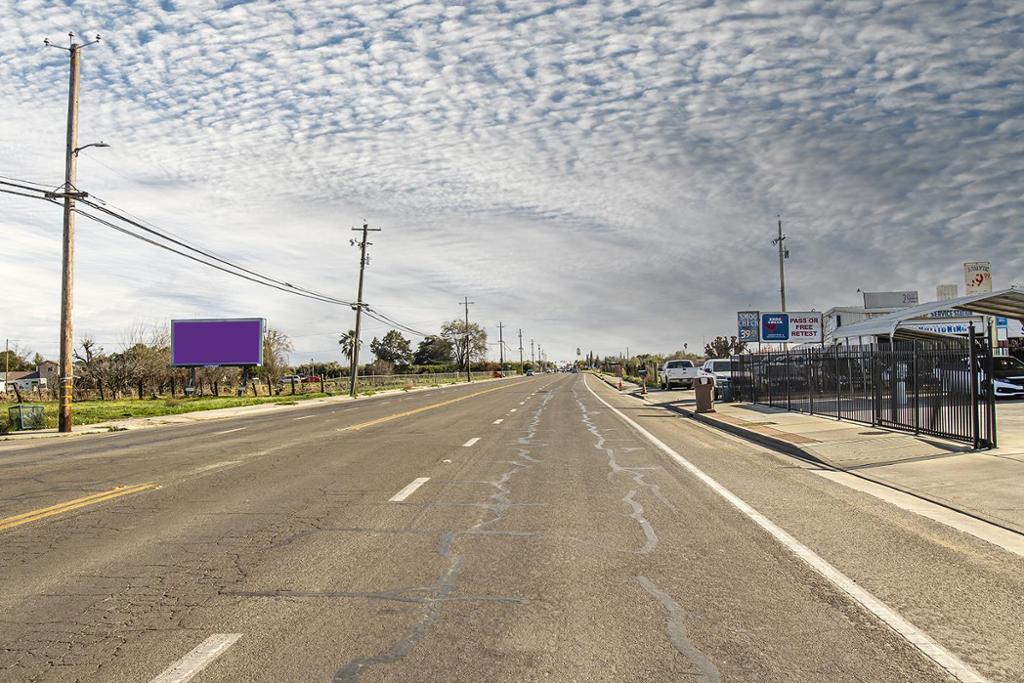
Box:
(831, 287, 1024, 344)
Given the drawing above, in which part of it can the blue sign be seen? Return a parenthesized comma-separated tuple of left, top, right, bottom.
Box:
(996, 316, 1008, 328)
(761, 313, 790, 341)
(737, 311, 760, 342)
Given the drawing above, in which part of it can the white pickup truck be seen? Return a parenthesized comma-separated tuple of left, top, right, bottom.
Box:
(659, 359, 700, 390)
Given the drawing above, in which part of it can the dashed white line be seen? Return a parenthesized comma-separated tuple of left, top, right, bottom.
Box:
(509, 408, 517, 413)
(584, 376, 987, 683)
(389, 477, 431, 502)
(493, 419, 504, 424)
(462, 437, 480, 447)
(214, 427, 247, 435)
(293, 415, 314, 420)
(149, 633, 242, 683)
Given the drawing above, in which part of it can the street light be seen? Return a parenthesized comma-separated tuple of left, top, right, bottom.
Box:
(72, 141, 110, 157)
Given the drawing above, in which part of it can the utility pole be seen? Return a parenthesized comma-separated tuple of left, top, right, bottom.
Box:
(771, 215, 788, 312)
(349, 221, 380, 398)
(497, 322, 505, 371)
(530, 339, 535, 367)
(461, 297, 475, 382)
(518, 328, 524, 373)
(46, 32, 100, 433)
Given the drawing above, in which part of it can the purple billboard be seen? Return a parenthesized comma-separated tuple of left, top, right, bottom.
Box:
(170, 318, 265, 367)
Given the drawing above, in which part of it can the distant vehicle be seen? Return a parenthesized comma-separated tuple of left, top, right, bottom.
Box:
(570, 367, 579, 373)
(659, 359, 699, 390)
(933, 355, 1024, 400)
(701, 359, 737, 399)
(525, 368, 535, 376)
(279, 374, 303, 384)
(303, 375, 322, 383)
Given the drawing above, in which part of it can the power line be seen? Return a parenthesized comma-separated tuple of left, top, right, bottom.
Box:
(1, 179, 433, 339)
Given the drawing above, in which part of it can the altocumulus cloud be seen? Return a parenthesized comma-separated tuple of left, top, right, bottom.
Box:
(1, 0, 1021, 361)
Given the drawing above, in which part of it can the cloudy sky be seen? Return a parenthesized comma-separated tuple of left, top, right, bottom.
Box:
(2, 0, 1022, 364)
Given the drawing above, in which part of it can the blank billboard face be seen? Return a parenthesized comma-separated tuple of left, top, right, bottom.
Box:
(171, 318, 265, 367)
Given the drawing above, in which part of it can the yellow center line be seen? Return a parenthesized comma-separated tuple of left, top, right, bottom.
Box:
(0, 483, 160, 532)
(338, 379, 532, 433)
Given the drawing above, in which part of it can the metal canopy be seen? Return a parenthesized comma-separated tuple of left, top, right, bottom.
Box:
(833, 286, 1024, 339)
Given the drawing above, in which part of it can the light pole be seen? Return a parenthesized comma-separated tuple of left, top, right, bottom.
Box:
(45, 32, 102, 432)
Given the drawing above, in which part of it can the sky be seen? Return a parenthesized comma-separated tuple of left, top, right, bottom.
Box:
(1, 0, 1022, 365)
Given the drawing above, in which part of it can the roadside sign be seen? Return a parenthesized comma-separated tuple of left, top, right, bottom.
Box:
(789, 312, 823, 343)
(761, 313, 790, 342)
(737, 311, 760, 342)
(964, 261, 992, 294)
(996, 316, 1008, 328)
(760, 312, 822, 343)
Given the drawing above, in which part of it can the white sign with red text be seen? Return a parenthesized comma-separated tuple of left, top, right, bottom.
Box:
(788, 312, 823, 343)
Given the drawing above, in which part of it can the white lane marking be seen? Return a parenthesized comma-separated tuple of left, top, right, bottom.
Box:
(519, 401, 525, 405)
(185, 461, 241, 476)
(150, 633, 242, 683)
(389, 477, 431, 502)
(493, 419, 504, 424)
(462, 437, 480, 447)
(509, 408, 517, 413)
(584, 377, 987, 683)
(214, 427, 247, 435)
(293, 415, 314, 420)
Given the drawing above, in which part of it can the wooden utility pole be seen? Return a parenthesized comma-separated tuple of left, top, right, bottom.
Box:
(772, 215, 788, 312)
(461, 297, 475, 382)
(349, 221, 380, 398)
(46, 32, 100, 432)
(497, 322, 505, 371)
(530, 339, 535, 366)
(518, 328, 524, 373)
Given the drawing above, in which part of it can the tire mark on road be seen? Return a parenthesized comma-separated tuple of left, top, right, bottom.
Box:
(636, 576, 721, 682)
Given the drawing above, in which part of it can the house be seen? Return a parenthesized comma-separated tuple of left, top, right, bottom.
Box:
(1, 362, 59, 392)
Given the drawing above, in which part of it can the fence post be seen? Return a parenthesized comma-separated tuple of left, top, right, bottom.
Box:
(806, 350, 813, 415)
(968, 324, 980, 449)
(984, 335, 997, 449)
(912, 342, 919, 435)
(785, 352, 791, 410)
(835, 344, 841, 420)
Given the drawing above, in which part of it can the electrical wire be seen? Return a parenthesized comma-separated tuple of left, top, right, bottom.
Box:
(1, 178, 436, 338)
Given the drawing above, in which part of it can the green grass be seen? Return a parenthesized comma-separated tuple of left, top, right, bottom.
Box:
(1, 374, 494, 431)
(6, 393, 332, 429)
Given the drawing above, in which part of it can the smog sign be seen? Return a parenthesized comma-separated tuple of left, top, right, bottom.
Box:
(760, 312, 822, 343)
(760, 313, 790, 342)
(964, 261, 992, 294)
(737, 311, 760, 342)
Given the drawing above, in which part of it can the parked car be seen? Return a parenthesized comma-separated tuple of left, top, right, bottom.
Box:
(701, 358, 737, 399)
(279, 374, 303, 385)
(659, 359, 699, 390)
(525, 368, 535, 376)
(302, 375, 322, 383)
(933, 355, 1024, 400)
(991, 356, 1024, 399)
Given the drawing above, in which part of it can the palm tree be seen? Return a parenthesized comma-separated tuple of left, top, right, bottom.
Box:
(338, 330, 362, 366)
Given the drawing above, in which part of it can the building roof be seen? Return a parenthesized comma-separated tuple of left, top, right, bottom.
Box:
(833, 287, 1024, 340)
(0, 371, 34, 382)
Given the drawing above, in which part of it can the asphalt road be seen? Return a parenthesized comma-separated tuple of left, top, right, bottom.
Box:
(1, 374, 1022, 682)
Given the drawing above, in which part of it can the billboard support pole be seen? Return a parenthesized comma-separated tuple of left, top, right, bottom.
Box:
(349, 222, 380, 398)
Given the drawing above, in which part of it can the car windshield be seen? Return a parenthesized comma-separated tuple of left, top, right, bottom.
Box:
(711, 361, 735, 373)
(995, 357, 1024, 373)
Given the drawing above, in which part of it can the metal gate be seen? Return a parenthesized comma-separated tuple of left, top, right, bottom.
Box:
(733, 335, 995, 448)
